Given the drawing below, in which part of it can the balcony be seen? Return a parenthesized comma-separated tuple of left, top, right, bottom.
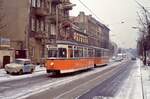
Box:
(48, 13, 56, 21)
(34, 7, 49, 17)
(49, 35, 56, 39)
(31, 31, 47, 40)
(48, 13, 64, 22)
(62, 3, 73, 10)
(51, 0, 62, 4)
(61, 0, 70, 3)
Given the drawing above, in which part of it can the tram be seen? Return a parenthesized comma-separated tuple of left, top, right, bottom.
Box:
(45, 43, 110, 74)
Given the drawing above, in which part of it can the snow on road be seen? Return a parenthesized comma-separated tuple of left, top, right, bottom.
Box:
(0, 61, 124, 99)
(0, 66, 46, 83)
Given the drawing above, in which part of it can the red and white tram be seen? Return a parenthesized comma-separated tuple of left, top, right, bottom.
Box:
(45, 42, 110, 74)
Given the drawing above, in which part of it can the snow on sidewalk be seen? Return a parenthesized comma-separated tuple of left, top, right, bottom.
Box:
(109, 59, 143, 99)
(141, 63, 150, 99)
(0, 66, 46, 83)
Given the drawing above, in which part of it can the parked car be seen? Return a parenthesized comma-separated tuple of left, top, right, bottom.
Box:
(131, 57, 136, 60)
(5, 59, 35, 74)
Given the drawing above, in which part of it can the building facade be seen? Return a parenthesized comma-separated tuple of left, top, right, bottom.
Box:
(0, 37, 14, 68)
(0, 0, 73, 64)
(71, 12, 110, 49)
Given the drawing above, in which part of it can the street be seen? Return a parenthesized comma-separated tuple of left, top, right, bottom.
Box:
(0, 59, 141, 99)
(24, 60, 142, 99)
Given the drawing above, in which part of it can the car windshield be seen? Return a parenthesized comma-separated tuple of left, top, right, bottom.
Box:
(15, 60, 24, 64)
(24, 61, 30, 65)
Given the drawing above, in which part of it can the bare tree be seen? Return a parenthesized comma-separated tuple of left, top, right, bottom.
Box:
(136, 0, 150, 65)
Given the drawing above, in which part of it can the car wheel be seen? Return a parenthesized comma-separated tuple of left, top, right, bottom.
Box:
(6, 71, 9, 74)
(19, 69, 23, 75)
(30, 69, 34, 73)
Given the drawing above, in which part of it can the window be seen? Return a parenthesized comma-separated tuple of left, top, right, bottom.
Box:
(36, 19, 40, 31)
(88, 49, 93, 57)
(37, 0, 41, 7)
(41, 0, 44, 8)
(15, 60, 24, 64)
(31, 47, 35, 57)
(74, 47, 79, 57)
(58, 48, 67, 58)
(32, 0, 36, 7)
(31, 18, 35, 31)
(48, 49, 57, 57)
(45, 23, 49, 33)
(41, 20, 44, 31)
(95, 49, 101, 57)
(51, 24, 56, 35)
(24, 61, 31, 65)
(79, 48, 83, 57)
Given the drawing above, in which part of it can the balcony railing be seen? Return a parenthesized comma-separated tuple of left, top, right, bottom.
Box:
(51, 0, 62, 4)
(49, 35, 57, 39)
(62, 3, 73, 10)
(34, 7, 49, 17)
(48, 13, 65, 22)
(31, 31, 47, 40)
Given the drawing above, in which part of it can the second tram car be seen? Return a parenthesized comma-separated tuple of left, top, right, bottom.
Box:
(45, 43, 110, 74)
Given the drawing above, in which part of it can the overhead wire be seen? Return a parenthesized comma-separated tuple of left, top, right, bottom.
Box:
(77, 0, 105, 24)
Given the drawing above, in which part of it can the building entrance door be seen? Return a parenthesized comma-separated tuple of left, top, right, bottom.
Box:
(3, 56, 10, 68)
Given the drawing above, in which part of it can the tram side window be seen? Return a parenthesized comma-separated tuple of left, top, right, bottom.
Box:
(74, 50, 79, 57)
(48, 50, 57, 57)
(96, 49, 101, 57)
(88, 49, 93, 57)
(79, 48, 83, 57)
(101, 50, 104, 57)
(58, 48, 67, 58)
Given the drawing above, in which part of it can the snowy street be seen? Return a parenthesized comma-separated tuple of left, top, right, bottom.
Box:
(1, 59, 150, 99)
(0, 61, 124, 99)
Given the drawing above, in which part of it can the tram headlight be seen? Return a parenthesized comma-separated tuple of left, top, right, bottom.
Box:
(50, 62, 54, 66)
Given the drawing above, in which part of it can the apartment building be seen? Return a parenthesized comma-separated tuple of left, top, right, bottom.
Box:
(0, 0, 73, 64)
(71, 12, 110, 49)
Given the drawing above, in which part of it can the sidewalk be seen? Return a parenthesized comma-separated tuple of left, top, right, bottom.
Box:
(0, 65, 46, 83)
(141, 63, 150, 99)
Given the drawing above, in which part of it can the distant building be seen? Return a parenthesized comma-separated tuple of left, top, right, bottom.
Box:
(0, 0, 73, 64)
(71, 12, 110, 49)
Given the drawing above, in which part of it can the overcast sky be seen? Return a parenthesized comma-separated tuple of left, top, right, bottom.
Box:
(70, 0, 150, 49)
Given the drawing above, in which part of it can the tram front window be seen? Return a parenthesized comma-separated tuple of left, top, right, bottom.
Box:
(48, 50, 57, 57)
(58, 48, 67, 58)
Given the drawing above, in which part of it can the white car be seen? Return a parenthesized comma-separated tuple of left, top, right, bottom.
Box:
(5, 59, 35, 74)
